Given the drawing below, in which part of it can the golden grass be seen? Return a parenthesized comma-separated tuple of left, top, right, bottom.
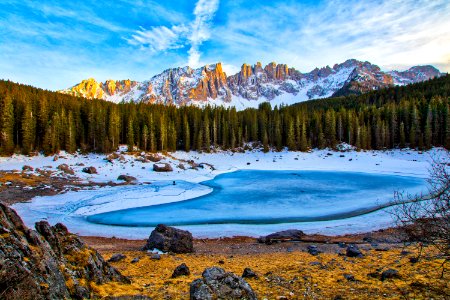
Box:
(91, 247, 449, 299)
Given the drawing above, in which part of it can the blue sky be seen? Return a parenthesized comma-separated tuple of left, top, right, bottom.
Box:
(1, 0, 449, 90)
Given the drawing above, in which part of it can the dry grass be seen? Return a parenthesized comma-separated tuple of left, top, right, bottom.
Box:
(92, 246, 449, 299)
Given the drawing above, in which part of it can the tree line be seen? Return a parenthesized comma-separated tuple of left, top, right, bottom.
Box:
(0, 75, 449, 156)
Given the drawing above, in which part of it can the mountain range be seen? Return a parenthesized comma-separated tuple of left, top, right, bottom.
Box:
(60, 59, 444, 109)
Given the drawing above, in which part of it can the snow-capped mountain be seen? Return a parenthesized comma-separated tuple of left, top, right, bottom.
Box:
(60, 59, 444, 109)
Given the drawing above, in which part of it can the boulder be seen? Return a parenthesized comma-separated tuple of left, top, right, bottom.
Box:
(381, 269, 399, 281)
(57, 164, 75, 175)
(346, 244, 363, 258)
(22, 165, 34, 171)
(82, 166, 97, 174)
(307, 245, 321, 256)
(257, 229, 306, 244)
(0, 203, 129, 300)
(242, 268, 258, 279)
(108, 253, 126, 262)
(143, 224, 193, 253)
(117, 175, 137, 182)
(190, 267, 257, 300)
(172, 263, 190, 278)
(153, 163, 173, 172)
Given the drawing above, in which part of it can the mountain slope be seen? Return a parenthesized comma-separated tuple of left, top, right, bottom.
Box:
(61, 59, 444, 109)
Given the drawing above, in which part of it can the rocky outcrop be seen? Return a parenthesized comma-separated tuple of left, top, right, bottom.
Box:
(257, 229, 306, 244)
(0, 203, 129, 300)
(189, 267, 257, 300)
(143, 224, 194, 253)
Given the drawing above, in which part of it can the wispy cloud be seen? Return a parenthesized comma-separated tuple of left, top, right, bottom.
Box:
(188, 0, 220, 67)
(128, 25, 189, 52)
(211, 0, 450, 72)
(128, 0, 220, 67)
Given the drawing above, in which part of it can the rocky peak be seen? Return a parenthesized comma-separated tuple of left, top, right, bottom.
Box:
(60, 59, 443, 109)
(0, 203, 129, 299)
(388, 65, 443, 85)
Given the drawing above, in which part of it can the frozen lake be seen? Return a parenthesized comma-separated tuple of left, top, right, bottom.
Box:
(87, 170, 427, 227)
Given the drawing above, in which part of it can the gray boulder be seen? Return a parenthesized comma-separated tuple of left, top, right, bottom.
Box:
(346, 244, 363, 258)
(172, 263, 190, 278)
(143, 224, 194, 253)
(190, 267, 257, 300)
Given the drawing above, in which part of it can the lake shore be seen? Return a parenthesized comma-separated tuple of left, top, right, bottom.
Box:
(1, 147, 445, 239)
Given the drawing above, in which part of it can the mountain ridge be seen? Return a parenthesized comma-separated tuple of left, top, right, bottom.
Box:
(61, 59, 444, 109)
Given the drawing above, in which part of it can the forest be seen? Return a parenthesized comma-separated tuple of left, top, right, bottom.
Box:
(0, 75, 449, 156)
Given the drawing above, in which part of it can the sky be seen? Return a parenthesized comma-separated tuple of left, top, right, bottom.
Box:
(1, 0, 449, 91)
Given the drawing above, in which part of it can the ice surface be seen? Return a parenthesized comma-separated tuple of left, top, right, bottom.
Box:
(6, 147, 445, 238)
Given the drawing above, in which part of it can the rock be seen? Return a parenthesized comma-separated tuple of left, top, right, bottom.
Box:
(172, 263, 190, 278)
(346, 244, 363, 258)
(146, 154, 162, 162)
(143, 224, 194, 253)
(108, 253, 126, 262)
(257, 229, 306, 244)
(57, 164, 75, 175)
(106, 152, 120, 161)
(343, 274, 356, 281)
(381, 269, 399, 281)
(22, 165, 34, 171)
(190, 267, 257, 300)
(82, 166, 97, 174)
(117, 175, 137, 182)
(131, 257, 140, 263)
(104, 296, 152, 300)
(409, 257, 419, 264)
(153, 163, 173, 172)
(242, 268, 258, 279)
(307, 245, 321, 256)
(53, 155, 59, 161)
(150, 253, 161, 260)
(0, 203, 129, 300)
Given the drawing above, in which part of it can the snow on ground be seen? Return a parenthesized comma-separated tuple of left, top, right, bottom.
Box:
(3, 146, 446, 239)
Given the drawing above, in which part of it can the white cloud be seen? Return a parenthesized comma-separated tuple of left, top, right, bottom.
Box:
(128, 25, 189, 52)
(211, 0, 450, 73)
(188, 0, 220, 67)
(127, 0, 220, 68)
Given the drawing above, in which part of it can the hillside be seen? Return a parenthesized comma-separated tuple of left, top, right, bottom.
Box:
(0, 74, 449, 156)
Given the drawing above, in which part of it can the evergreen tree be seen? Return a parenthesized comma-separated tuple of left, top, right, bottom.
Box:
(0, 94, 15, 154)
(127, 118, 134, 152)
(21, 101, 35, 154)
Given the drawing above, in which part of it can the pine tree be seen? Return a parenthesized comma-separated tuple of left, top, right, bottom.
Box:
(142, 125, 149, 151)
(21, 101, 35, 154)
(0, 94, 15, 154)
(424, 106, 432, 149)
(108, 107, 120, 151)
(183, 115, 190, 152)
(127, 118, 134, 152)
(299, 120, 308, 151)
(286, 119, 296, 150)
(399, 122, 406, 148)
(66, 111, 76, 153)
